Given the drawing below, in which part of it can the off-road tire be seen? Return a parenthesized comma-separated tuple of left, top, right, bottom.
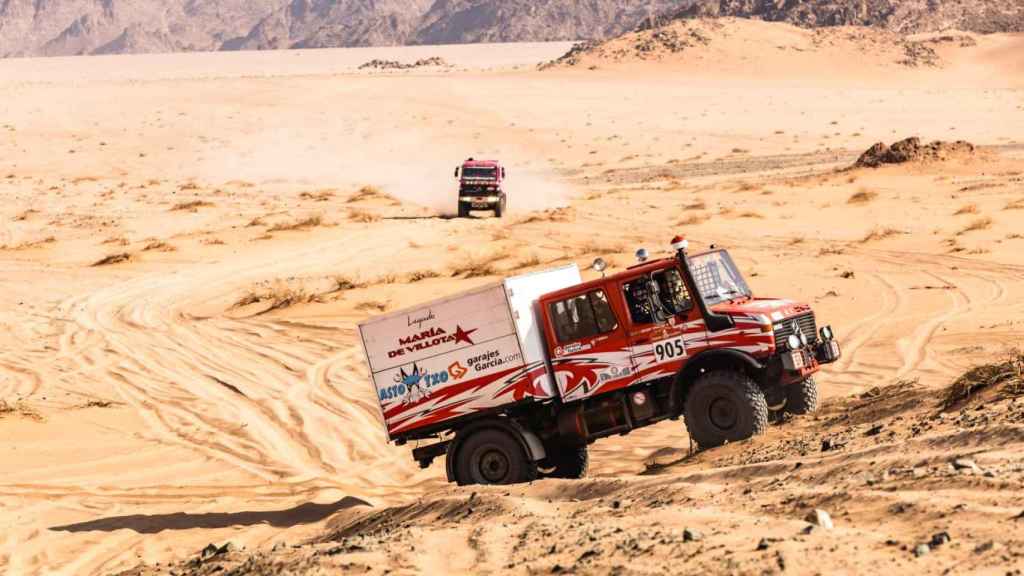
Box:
(453, 428, 537, 486)
(786, 377, 819, 415)
(684, 370, 769, 449)
(458, 204, 469, 218)
(494, 197, 505, 218)
(540, 445, 589, 479)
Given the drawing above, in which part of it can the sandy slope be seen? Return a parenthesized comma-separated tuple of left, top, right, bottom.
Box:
(0, 22, 1023, 575)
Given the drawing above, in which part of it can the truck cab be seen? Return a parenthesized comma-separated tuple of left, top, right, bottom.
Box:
(455, 158, 507, 218)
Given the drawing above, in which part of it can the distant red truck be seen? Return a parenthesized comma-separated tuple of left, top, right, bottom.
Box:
(359, 237, 841, 485)
(455, 158, 507, 217)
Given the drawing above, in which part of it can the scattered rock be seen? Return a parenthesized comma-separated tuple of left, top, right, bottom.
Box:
(952, 458, 981, 473)
(805, 509, 834, 530)
(358, 57, 449, 70)
(865, 424, 884, 436)
(756, 538, 771, 551)
(683, 528, 703, 542)
(974, 540, 998, 554)
(930, 532, 951, 547)
(914, 543, 930, 557)
(854, 137, 975, 168)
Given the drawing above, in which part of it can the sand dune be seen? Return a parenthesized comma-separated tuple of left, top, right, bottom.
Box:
(0, 21, 1023, 575)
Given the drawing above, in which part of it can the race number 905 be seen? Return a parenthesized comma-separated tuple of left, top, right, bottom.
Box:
(654, 337, 686, 362)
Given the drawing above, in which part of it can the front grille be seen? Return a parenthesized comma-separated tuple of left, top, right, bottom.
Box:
(773, 312, 817, 349)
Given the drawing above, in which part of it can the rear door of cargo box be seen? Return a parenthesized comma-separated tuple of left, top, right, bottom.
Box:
(358, 283, 529, 439)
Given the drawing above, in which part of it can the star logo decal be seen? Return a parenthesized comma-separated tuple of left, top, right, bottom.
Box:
(453, 325, 477, 346)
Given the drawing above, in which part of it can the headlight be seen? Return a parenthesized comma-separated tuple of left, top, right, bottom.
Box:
(799, 332, 809, 347)
(787, 334, 801, 350)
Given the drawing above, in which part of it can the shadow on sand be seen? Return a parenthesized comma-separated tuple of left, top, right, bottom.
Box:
(50, 496, 370, 534)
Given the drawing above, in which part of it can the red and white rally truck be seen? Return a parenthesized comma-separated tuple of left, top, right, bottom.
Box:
(358, 237, 841, 485)
(455, 158, 507, 218)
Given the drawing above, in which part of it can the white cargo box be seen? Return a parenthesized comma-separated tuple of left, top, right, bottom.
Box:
(358, 264, 581, 439)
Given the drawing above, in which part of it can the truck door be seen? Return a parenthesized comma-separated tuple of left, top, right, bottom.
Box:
(544, 286, 633, 403)
(620, 267, 707, 384)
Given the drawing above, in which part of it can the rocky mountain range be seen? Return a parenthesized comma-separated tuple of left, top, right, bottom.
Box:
(0, 0, 1020, 58)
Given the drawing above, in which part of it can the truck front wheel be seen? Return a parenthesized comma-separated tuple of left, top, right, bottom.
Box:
(453, 428, 537, 486)
(458, 204, 469, 218)
(684, 370, 768, 449)
(786, 377, 819, 415)
(539, 445, 588, 479)
(494, 197, 505, 218)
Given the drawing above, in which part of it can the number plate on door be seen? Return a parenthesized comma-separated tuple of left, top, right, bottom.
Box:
(653, 336, 686, 362)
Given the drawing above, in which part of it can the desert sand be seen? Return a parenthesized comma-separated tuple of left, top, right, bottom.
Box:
(1, 19, 1023, 575)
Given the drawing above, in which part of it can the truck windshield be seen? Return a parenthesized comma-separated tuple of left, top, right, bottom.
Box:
(688, 250, 752, 304)
(463, 167, 497, 179)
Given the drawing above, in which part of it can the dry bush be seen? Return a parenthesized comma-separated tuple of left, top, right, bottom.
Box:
(299, 189, 335, 202)
(247, 216, 266, 227)
(451, 252, 506, 278)
(406, 270, 441, 283)
(576, 239, 625, 256)
(491, 228, 511, 241)
(179, 182, 200, 191)
(142, 240, 175, 252)
(269, 214, 325, 232)
(819, 246, 846, 256)
(718, 206, 734, 216)
(202, 237, 226, 245)
(92, 252, 132, 266)
(233, 286, 317, 312)
(847, 188, 878, 204)
(13, 208, 37, 221)
(348, 209, 380, 223)
(0, 399, 42, 421)
(1, 236, 55, 250)
(957, 217, 993, 236)
(1004, 198, 1024, 211)
(682, 200, 706, 210)
(1008, 233, 1024, 240)
(347, 185, 392, 204)
(331, 276, 365, 292)
(678, 213, 707, 226)
(941, 353, 1023, 410)
(515, 254, 542, 269)
(737, 211, 764, 219)
(953, 204, 978, 215)
(789, 237, 805, 245)
(356, 300, 389, 312)
(170, 200, 214, 212)
(102, 235, 129, 246)
(517, 207, 575, 224)
(735, 181, 758, 192)
(860, 227, 903, 243)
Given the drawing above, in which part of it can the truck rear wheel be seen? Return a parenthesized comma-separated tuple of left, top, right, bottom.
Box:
(786, 377, 819, 415)
(453, 428, 537, 486)
(539, 445, 588, 479)
(684, 370, 768, 449)
(458, 204, 469, 218)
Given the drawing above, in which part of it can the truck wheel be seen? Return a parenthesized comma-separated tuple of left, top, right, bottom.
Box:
(458, 205, 469, 218)
(453, 428, 537, 486)
(786, 377, 819, 415)
(494, 198, 505, 218)
(684, 370, 768, 449)
(540, 445, 588, 479)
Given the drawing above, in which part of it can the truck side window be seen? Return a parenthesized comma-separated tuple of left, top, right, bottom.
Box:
(550, 289, 618, 344)
(623, 280, 654, 325)
(656, 268, 692, 315)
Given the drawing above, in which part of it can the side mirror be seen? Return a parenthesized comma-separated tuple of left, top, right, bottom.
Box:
(454, 167, 460, 178)
(501, 167, 507, 179)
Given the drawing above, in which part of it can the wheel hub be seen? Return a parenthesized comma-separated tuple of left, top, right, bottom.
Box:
(709, 397, 738, 430)
(479, 449, 510, 483)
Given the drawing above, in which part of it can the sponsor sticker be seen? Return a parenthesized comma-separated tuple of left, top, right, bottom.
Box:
(388, 325, 478, 359)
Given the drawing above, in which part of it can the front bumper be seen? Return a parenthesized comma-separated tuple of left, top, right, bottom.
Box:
(779, 336, 841, 379)
(460, 196, 501, 209)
